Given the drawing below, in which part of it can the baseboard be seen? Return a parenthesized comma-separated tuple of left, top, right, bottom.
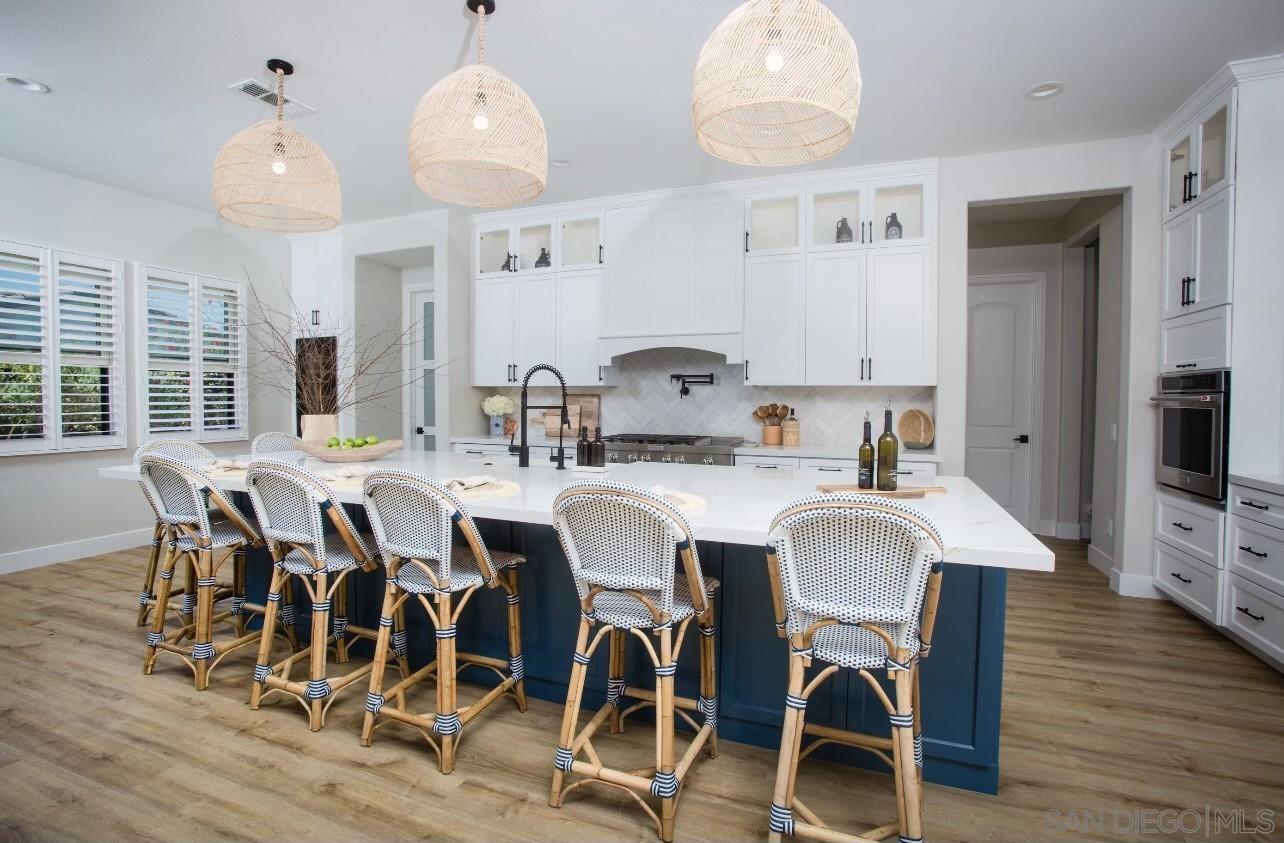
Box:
(1055, 521, 1083, 540)
(1036, 519, 1056, 537)
(1080, 522, 1092, 540)
(0, 527, 152, 575)
(1112, 569, 1163, 600)
(1087, 543, 1114, 576)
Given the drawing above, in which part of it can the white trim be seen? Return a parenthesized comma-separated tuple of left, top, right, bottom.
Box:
(402, 279, 444, 450)
(0, 526, 153, 575)
(1036, 519, 1056, 537)
(1055, 521, 1085, 540)
(1113, 569, 1162, 600)
(966, 272, 1046, 534)
(1087, 543, 1114, 576)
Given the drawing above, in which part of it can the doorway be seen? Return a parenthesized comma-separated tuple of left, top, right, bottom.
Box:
(408, 286, 438, 451)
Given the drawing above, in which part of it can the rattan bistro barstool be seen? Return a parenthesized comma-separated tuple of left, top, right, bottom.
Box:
(138, 454, 267, 690)
(549, 481, 719, 843)
(133, 439, 218, 627)
(244, 459, 381, 731)
(763, 495, 945, 843)
(360, 469, 528, 773)
(251, 431, 304, 459)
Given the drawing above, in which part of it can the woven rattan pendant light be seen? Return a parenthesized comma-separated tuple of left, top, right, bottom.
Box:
(692, 0, 861, 167)
(408, 0, 547, 208)
(212, 59, 341, 232)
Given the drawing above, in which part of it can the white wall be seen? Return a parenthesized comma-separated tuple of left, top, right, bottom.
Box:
(0, 156, 291, 570)
(352, 257, 404, 439)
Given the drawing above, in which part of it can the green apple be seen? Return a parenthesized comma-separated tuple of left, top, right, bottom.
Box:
(326, 436, 340, 448)
(340, 442, 354, 450)
(343, 437, 355, 447)
(364, 435, 379, 446)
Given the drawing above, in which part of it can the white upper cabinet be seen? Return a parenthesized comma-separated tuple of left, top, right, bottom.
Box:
(1162, 184, 1234, 320)
(808, 186, 862, 251)
(1164, 129, 1195, 220)
(472, 277, 517, 385)
(557, 269, 603, 386)
(1162, 213, 1197, 319)
(744, 255, 804, 385)
(475, 225, 515, 278)
(867, 177, 931, 248)
(746, 191, 803, 256)
(558, 213, 603, 271)
(473, 220, 556, 277)
(1163, 86, 1235, 223)
(514, 275, 557, 377)
(865, 247, 933, 385)
(805, 252, 864, 384)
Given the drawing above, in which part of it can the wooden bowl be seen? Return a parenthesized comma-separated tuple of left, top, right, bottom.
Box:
(898, 409, 935, 449)
(298, 439, 404, 463)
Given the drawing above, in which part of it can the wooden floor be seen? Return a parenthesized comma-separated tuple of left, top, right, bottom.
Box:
(0, 539, 1281, 842)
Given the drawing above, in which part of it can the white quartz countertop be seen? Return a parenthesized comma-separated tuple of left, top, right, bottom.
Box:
(450, 436, 942, 463)
(1230, 473, 1284, 497)
(102, 450, 1051, 572)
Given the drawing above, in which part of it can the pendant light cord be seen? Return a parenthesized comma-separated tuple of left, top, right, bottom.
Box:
(476, 6, 487, 65)
(275, 68, 285, 122)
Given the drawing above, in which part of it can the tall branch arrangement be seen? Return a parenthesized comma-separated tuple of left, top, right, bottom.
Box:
(244, 285, 447, 417)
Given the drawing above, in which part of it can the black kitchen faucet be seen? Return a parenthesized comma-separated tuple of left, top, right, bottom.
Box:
(514, 363, 570, 469)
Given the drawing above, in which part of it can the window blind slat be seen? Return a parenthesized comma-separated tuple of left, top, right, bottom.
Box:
(0, 243, 47, 448)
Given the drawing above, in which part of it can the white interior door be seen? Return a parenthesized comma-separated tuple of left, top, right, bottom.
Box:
(410, 287, 438, 450)
(966, 278, 1036, 528)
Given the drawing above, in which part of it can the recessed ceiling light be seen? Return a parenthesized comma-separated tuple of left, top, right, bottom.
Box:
(1024, 81, 1064, 100)
(551, 158, 572, 168)
(2, 74, 50, 93)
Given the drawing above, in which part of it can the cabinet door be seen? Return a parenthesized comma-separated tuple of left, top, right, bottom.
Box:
(472, 277, 516, 385)
(601, 205, 652, 336)
(745, 191, 802, 256)
(1161, 213, 1196, 319)
(514, 275, 557, 378)
(475, 225, 514, 278)
(690, 197, 744, 334)
(515, 221, 556, 275)
(865, 247, 933, 385)
(866, 177, 931, 248)
(1160, 304, 1231, 372)
(743, 255, 804, 385)
(1192, 186, 1233, 313)
(1195, 89, 1234, 199)
(557, 270, 602, 386)
(805, 252, 865, 385)
(558, 214, 603, 271)
(1164, 125, 1196, 220)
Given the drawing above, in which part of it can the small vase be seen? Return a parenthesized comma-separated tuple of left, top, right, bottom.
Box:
(489, 414, 505, 437)
(534, 247, 551, 268)
(836, 217, 853, 243)
(300, 413, 339, 443)
(885, 212, 903, 240)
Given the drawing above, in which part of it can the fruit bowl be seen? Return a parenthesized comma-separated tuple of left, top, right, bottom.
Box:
(298, 439, 404, 463)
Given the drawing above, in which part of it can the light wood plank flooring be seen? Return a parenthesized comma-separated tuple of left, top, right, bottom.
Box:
(0, 539, 1280, 842)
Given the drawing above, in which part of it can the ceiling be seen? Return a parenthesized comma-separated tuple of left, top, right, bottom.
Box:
(4, 1, 1284, 224)
(968, 197, 1082, 224)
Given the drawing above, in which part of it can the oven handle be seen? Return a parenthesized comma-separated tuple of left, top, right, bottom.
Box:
(1148, 395, 1222, 406)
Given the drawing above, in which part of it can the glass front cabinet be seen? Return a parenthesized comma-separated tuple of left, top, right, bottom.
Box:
(1164, 87, 1235, 222)
(473, 220, 557, 277)
(804, 176, 932, 252)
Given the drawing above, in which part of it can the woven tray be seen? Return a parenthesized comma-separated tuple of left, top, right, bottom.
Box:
(898, 409, 935, 449)
(298, 439, 403, 463)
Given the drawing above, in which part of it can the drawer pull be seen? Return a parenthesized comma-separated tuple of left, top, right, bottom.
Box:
(1169, 571, 1192, 584)
(1239, 545, 1269, 558)
(817, 467, 842, 472)
(1170, 521, 1193, 532)
(894, 469, 914, 476)
(464, 449, 483, 455)
(1236, 606, 1265, 622)
(1243, 500, 1269, 511)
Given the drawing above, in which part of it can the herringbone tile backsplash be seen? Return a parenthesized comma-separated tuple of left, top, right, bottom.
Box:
(510, 348, 935, 446)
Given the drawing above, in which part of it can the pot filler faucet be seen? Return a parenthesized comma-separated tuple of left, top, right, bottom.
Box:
(514, 363, 570, 469)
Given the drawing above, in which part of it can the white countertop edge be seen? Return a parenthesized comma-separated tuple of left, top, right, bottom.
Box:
(1229, 473, 1284, 498)
(449, 436, 943, 463)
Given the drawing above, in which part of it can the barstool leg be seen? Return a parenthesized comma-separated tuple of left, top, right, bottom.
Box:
(607, 628, 625, 734)
(361, 581, 399, 747)
(393, 598, 410, 677)
(232, 550, 247, 637)
(657, 626, 678, 843)
(307, 572, 332, 731)
(504, 568, 527, 712)
(895, 669, 924, 843)
(144, 542, 179, 674)
(281, 577, 300, 652)
(699, 617, 718, 758)
(136, 522, 164, 626)
(250, 567, 286, 710)
(434, 591, 458, 773)
(767, 651, 808, 843)
(179, 556, 197, 636)
(332, 576, 350, 664)
(550, 616, 592, 806)
(192, 548, 216, 690)
(913, 667, 924, 787)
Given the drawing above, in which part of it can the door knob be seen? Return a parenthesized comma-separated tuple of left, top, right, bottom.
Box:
(1012, 434, 1030, 444)
(415, 426, 425, 434)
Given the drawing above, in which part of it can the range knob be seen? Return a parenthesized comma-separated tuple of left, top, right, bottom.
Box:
(640, 454, 651, 462)
(662, 455, 673, 463)
(676, 455, 686, 464)
(702, 456, 714, 465)
(608, 453, 619, 463)
(628, 454, 638, 463)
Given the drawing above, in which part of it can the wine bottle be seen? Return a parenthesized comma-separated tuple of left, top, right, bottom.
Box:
(576, 426, 590, 465)
(591, 426, 604, 467)
(876, 407, 899, 491)
(858, 412, 874, 489)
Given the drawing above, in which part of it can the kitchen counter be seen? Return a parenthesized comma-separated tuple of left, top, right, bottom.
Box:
(99, 449, 1050, 793)
(1230, 473, 1284, 498)
(451, 435, 944, 463)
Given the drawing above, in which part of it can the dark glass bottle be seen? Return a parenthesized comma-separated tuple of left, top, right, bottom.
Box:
(876, 408, 899, 491)
(858, 413, 875, 489)
(576, 426, 590, 465)
(591, 426, 604, 467)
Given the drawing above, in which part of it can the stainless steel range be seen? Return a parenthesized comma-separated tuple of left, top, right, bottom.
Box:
(602, 434, 744, 466)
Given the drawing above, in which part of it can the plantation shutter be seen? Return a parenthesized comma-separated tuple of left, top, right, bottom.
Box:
(55, 251, 125, 446)
(142, 268, 195, 435)
(198, 276, 246, 437)
(0, 241, 49, 451)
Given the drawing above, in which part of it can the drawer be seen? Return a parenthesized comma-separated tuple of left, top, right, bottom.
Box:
(1160, 304, 1230, 372)
(1228, 516, 1284, 596)
(1154, 489, 1224, 568)
(899, 462, 938, 482)
(1231, 484, 1284, 532)
(736, 456, 799, 469)
(452, 443, 511, 455)
(1225, 574, 1284, 665)
(1153, 541, 1220, 625)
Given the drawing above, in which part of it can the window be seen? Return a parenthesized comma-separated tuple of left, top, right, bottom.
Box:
(0, 240, 126, 455)
(137, 266, 247, 441)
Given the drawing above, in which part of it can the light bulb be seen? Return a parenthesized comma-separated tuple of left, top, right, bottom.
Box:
(764, 47, 785, 73)
(271, 159, 287, 175)
(473, 112, 489, 130)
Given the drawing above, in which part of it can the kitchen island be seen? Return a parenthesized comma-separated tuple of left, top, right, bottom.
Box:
(100, 450, 1052, 794)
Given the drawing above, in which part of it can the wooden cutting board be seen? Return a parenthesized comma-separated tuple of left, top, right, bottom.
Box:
(815, 485, 947, 499)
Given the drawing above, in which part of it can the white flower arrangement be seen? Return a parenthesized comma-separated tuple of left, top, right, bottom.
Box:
(482, 394, 516, 417)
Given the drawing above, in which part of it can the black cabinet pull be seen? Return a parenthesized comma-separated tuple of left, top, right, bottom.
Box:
(817, 467, 842, 472)
(1188, 171, 1198, 201)
(599, 244, 604, 264)
(860, 358, 865, 380)
(1239, 545, 1269, 558)
(1175, 363, 1198, 369)
(1169, 571, 1192, 584)
(868, 357, 873, 379)
(744, 359, 750, 381)
(744, 231, 750, 253)
(598, 365, 603, 382)
(1243, 500, 1269, 511)
(1237, 606, 1265, 622)
(1171, 521, 1193, 532)
(1181, 173, 1190, 203)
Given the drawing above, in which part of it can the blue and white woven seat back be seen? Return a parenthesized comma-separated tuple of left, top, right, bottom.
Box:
(771, 495, 942, 652)
(554, 482, 698, 618)
(138, 454, 214, 535)
(245, 460, 329, 552)
(251, 432, 304, 460)
(363, 469, 477, 581)
(133, 439, 214, 468)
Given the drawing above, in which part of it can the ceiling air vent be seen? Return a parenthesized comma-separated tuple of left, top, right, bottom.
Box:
(228, 78, 317, 119)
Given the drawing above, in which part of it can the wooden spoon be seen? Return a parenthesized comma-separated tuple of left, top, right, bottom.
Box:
(753, 407, 767, 424)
